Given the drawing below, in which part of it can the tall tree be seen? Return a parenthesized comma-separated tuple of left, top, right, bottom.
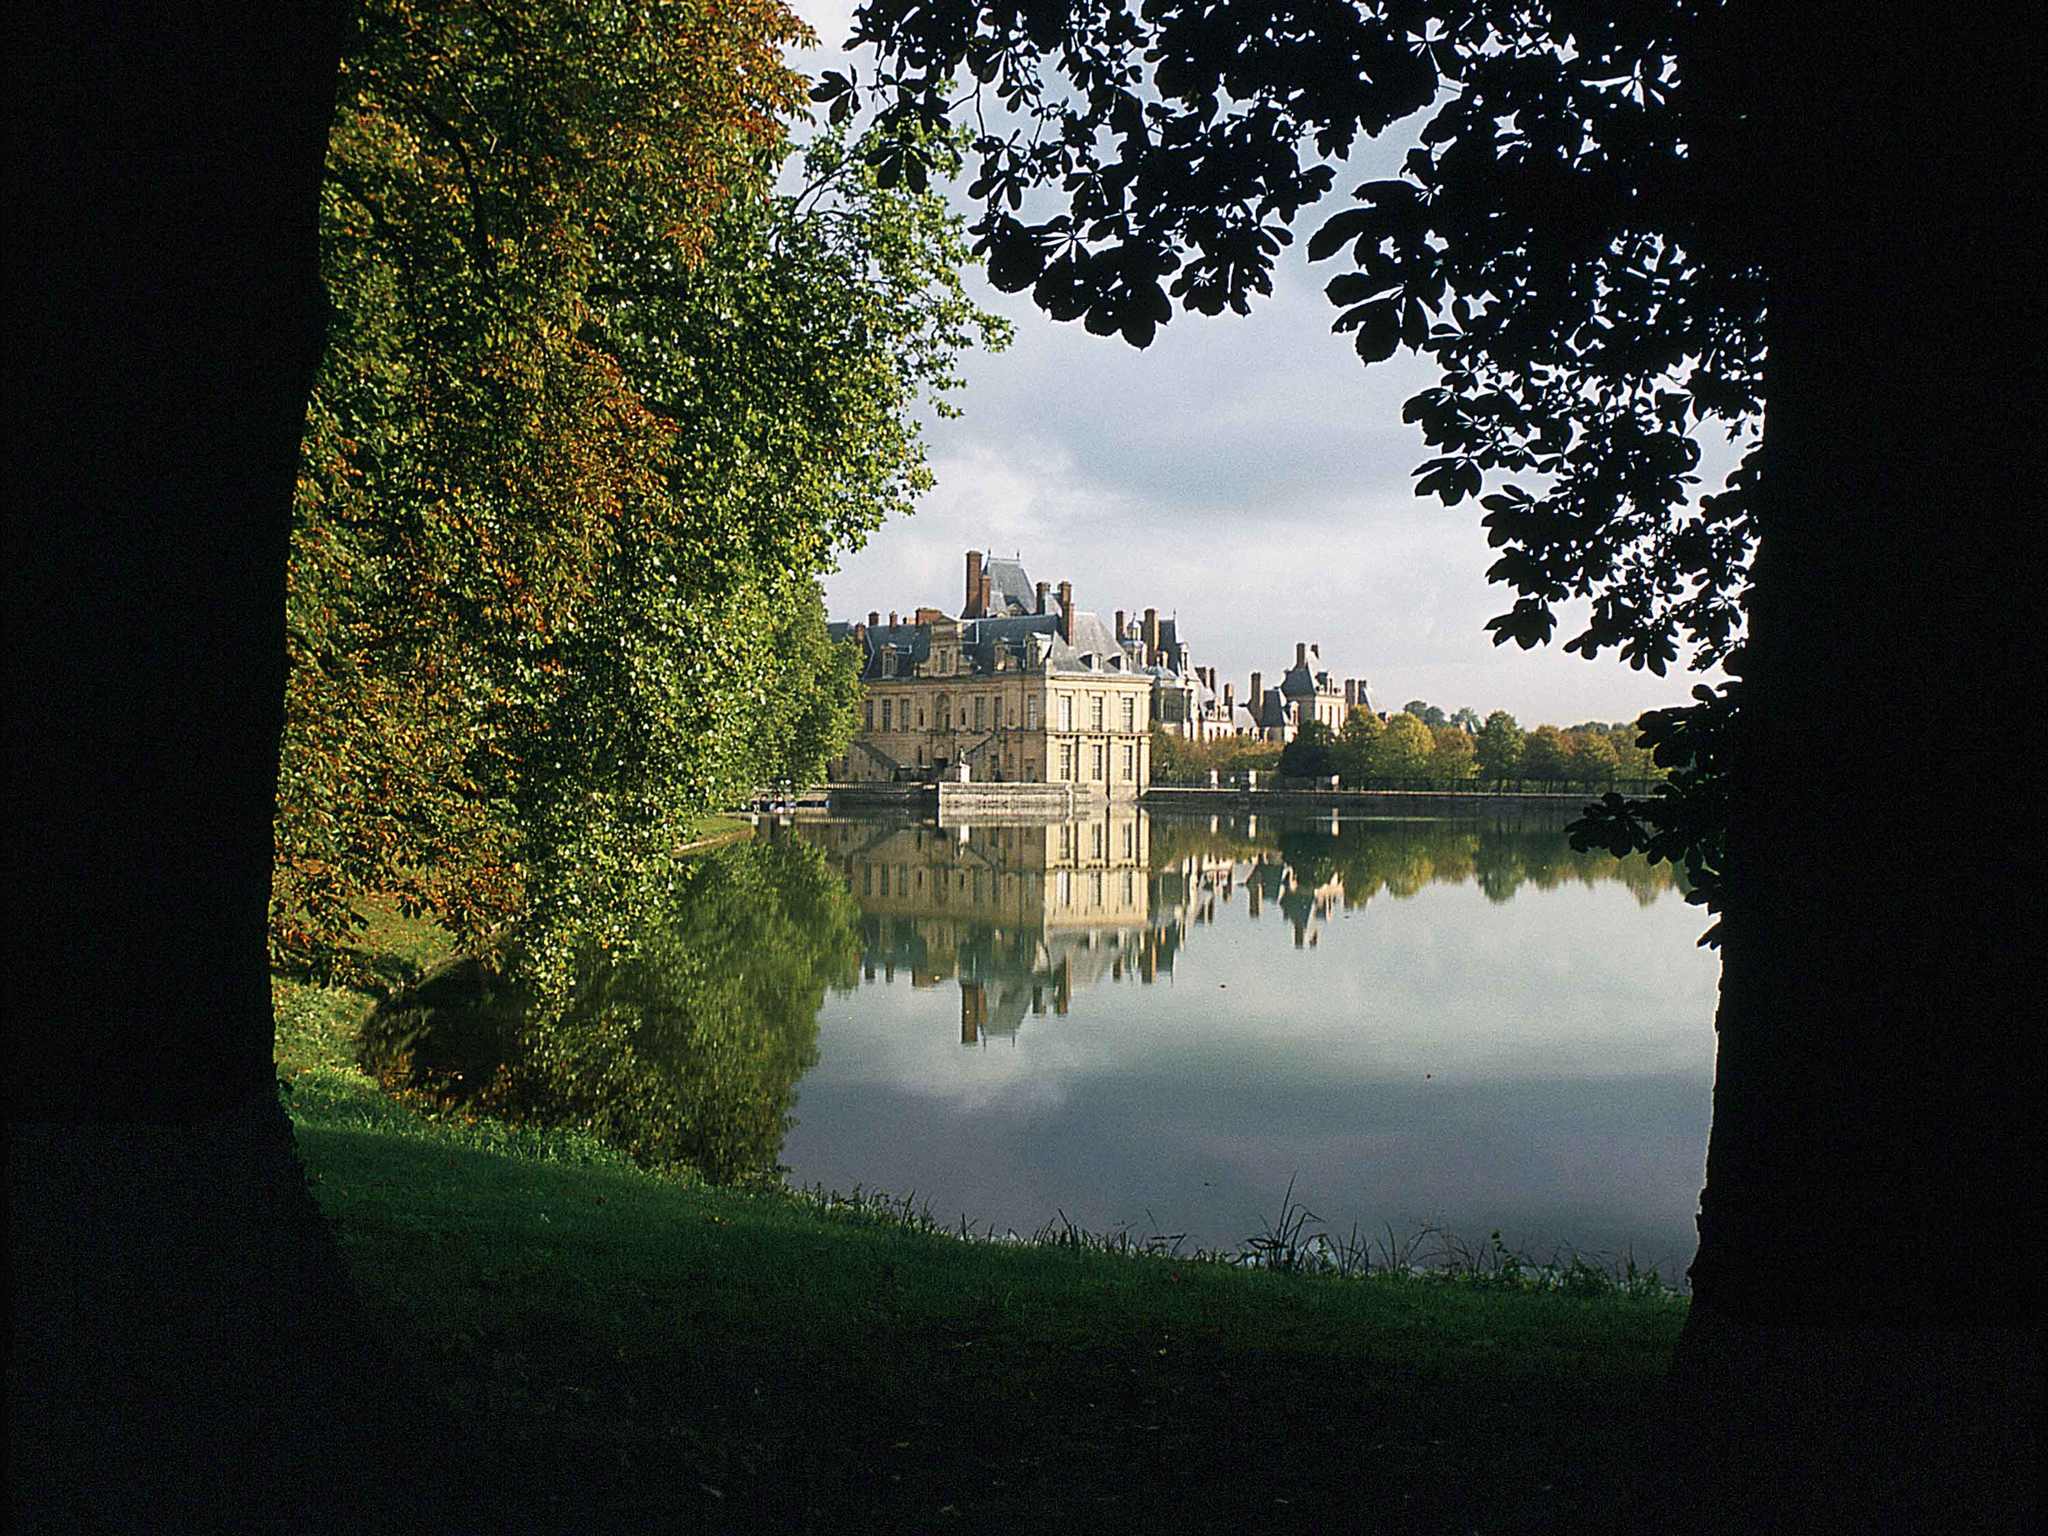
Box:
(8, 3, 927, 1525)
(828, 0, 2037, 1524)
(1376, 712, 1436, 778)
(1333, 705, 1385, 783)
(1428, 721, 1477, 781)
(1473, 709, 1523, 787)
(1276, 718, 1337, 778)
(1519, 723, 1571, 783)
(278, 3, 1004, 989)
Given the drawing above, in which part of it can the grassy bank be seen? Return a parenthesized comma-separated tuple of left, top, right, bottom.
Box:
(276, 905, 1687, 1534)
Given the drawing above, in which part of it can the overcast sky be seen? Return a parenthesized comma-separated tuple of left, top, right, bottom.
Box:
(790, 2, 1717, 727)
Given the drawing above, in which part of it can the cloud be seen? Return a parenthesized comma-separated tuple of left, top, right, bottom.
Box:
(791, 0, 1729, 726)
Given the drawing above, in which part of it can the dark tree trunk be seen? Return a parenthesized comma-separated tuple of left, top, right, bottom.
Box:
(1651, 9, 2039, 1528)
(4, 9, 442, 1530)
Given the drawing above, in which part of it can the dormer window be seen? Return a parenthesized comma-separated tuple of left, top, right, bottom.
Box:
(880, 649, 897, 677)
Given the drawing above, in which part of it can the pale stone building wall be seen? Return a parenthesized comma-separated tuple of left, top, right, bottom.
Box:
(828, 574, 1154, 797)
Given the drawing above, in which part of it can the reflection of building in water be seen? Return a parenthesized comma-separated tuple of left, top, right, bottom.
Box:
(800, 811, 1205, 1042)
(803, 811, 1631, 1041)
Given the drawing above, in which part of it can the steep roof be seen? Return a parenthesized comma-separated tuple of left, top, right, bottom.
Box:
(983, 556, 1037, 616)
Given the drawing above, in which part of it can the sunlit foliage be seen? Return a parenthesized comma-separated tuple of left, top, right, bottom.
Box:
(274, 1, 1006, 987)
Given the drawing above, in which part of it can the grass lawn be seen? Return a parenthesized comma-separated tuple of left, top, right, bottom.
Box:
(277, 901, 1687, 1534)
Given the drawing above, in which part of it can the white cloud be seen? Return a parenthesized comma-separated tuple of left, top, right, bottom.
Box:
(791, 0, 1727, 727)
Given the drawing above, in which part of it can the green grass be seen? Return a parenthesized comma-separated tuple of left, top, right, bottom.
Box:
(276, 910, 1688, 1533)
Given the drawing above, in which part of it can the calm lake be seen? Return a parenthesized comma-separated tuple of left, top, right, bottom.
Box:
(367, 807, 1721, 1279)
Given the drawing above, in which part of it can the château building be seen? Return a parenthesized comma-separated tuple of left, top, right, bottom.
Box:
(1238, 643, 1371, 742)
(826, 552, 1154, 795)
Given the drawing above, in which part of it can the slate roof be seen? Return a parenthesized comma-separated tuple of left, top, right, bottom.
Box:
(855, 610, 1146, 682)
(983, 556, 1038, 616)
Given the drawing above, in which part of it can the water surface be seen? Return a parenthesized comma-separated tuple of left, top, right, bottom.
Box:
(784, 810, 1719, 1275)
(367, 808, 1720, 1278)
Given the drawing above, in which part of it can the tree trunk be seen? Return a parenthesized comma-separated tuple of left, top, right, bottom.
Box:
(1650, 9, 2039, 1528)
(4, 9, 434, 1529)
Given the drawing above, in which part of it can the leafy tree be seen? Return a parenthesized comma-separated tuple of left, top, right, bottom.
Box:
(363, 834, 860, 1183)
(1473, 710, 1524, 787)
(16, 4, 812, 1522)
(1429, 722, 1477, 781)
(1519, 725, 1571, 784)
(1333, 707, 1385, 784)
(828, 7, 2038, 1517)
(275, 3, 1006, 989)
(1400, 699, 1448, 728)
(1606, 724, 1661, 781)
(1449, 706, 1483, 734)
(1566, 728, 1622, 788)
(1276, 719, 1338, 779)
(1148, 724, 1196, 782)
(18, 3, 2032, 1526)
(1375, 713, 1435, 779)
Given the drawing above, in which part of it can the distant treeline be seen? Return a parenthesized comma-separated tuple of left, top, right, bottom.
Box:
(1152, 706, 1662, 791)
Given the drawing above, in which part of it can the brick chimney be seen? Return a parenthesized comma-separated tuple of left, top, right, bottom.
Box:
(889, 611, 899, 627)
(1224, 682, 1235, 712)
(1143, 607, 1160, 665)
(1035, 580, 1050, 615)
(965, 550, 985, 618)
(1115, 609, 1126, 644)
(1249, 672, 1263, 716)
(1295, 642, 1307, 668)
(1057, 581, 1074, 642)
(868, 610, 880, 630)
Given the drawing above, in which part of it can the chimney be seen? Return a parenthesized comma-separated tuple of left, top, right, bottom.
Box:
(1144, 607, 1160, 664)
(965, 550, 985, 618)
(1035, 580, 1050, 615)
(1116, 609, 1126, 644)
(1224, 682, 1235, 712)
(1057, 581, 1074, 643)
(869, 610, 880, 630)
(1295, 642, 1307, 669)
(1250, 673, 1263, 715)
(1344, 680, 1355, 710)
(889, 611, 899, 627)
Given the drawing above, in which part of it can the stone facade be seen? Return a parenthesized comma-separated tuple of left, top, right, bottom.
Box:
(827, 554, 1153, 797)
(1238, 643, 1370, 742)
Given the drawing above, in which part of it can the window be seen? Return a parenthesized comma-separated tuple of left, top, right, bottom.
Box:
(974, 696, 985, 730)
(1092, 744, 1106, 780)
(1123, 696, 1136, 732)
(879, 699, 891, 731)
(1091, 694, 1105, 730)
(937, 695, 950, 730)
(1059, 742, 1075, 781)
(1058, 694, 1073, 731)
(864, 699, 874, 729)
(1123, 744, 1136, 779)
(1027, 697, 1040, 730)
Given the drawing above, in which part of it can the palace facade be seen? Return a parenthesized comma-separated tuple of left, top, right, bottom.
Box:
(826, 553, 1154, 796)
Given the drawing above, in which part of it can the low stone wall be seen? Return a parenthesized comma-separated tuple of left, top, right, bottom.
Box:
(1141, 785, 1600, 817)
(826, 783, 933, 815)
(936, 781, 1079, 820)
